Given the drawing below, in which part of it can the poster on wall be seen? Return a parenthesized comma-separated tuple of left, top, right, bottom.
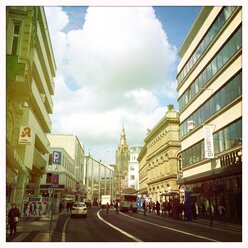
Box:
(21, 196, 49, 217)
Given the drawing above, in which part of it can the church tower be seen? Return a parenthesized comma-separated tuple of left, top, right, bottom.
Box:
(115, 127, 130, 197)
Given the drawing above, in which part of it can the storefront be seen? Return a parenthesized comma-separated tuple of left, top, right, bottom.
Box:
(178, 148, 242, 223)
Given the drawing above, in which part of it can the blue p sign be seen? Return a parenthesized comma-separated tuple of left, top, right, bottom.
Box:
(52, 151, 61, 164)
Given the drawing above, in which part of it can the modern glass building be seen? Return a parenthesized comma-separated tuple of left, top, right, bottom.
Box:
(84, 155, 114, 205)
(177, 6, 242, 223)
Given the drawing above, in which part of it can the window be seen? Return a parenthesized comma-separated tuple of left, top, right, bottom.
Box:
(219, 130, 225, 153)
(11, 23, 21, 55)
(220, 87, 226, 108)
(216, 50, 223, 70)
(228, 35, 237, 58)
(230, 122, 238, 147)
(211, 57, 218, 75)
(224, 126, 231, 150)
(206, 63, 212, 82)
(236, 28, 242, 50)
(130, 175, 135, 180)
(214, 91, 221, 111)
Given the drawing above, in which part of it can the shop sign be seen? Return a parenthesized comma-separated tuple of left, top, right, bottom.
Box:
(18, 126, 32, 144)
(203, 125, 214, 158)
(220, 149, 242, 167)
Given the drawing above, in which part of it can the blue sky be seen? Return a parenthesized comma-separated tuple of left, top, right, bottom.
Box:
(45, 6, 201, 164)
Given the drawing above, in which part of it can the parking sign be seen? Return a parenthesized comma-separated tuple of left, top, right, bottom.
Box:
(52, 151, 62, 164)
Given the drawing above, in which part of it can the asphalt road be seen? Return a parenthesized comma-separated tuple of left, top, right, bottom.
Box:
(58, 206, 242, 242)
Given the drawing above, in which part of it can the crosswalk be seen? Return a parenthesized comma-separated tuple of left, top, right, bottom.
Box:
(6, 231, 51, 242)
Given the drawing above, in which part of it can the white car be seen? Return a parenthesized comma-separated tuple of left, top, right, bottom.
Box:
(70, 202, 87, 217)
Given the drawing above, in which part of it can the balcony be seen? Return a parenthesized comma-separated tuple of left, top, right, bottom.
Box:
(33, 147, 47, 171)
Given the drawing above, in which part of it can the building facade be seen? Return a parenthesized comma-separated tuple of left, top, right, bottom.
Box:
(43, 134, 85, 202)
(128, 145, 143, 190)
(137, 145, 148, 197)
(177, 6, 242, 222)
(6, 7, 56, 210)
(84, 155, 114, 205)
(115, 128, 130, 197)
(139, 105, 181, 202)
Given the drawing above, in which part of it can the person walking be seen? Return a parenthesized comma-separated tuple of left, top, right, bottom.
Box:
(115, 201, 119, 214)
(106, 202, 110, 214)
(38, 203, 43, 216)
(218, 203, 226, 224)
(156, 201, 160, 215)
(8, 203, 21, 235)
(142, 200, 147, 215)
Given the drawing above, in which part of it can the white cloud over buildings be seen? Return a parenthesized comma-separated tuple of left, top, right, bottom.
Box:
(45, 6, 178, 163)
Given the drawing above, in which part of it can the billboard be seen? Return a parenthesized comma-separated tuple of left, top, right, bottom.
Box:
(18, 126, 32, 144)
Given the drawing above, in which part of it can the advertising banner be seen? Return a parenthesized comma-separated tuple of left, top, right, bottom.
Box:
(22, 196, 49, 217)
(203, 125, 214, 159)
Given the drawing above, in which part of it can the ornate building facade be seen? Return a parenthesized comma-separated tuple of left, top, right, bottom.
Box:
(138, 105, 181, 202)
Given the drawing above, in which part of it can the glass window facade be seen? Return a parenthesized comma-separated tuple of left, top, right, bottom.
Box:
(180, 71, 242, 138)
(177, 7, 236, 85)
(182, 118, 242, 168)
(178, 26, 242, 111)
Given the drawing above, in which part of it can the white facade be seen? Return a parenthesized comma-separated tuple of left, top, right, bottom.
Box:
(128, 145, 143, 190)
(41, 134, 85, 201)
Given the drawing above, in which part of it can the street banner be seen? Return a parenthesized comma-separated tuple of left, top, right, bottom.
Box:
(203, 125, 214, 159)
(18, 126, 32, 144)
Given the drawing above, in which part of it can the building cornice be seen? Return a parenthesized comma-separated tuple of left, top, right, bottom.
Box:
(147, 174, 178, 185)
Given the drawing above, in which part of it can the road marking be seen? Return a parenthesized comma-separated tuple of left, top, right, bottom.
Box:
(120, 212, 219, 242)
(97, 209, 143, 242)
(62, 215, 70, 242)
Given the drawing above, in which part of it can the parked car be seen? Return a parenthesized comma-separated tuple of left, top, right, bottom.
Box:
(70, 202, 87, 218)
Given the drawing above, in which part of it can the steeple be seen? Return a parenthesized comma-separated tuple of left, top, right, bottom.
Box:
(120, 127, 127, 146)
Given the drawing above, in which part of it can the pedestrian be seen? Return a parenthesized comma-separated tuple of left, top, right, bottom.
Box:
(148, 201, 152, 213)
(38, 203, 43, 216)
(162, 202, 166, 216)
(59, 202, 63, 213)
(218, 203, 226, 224)
(106, 202, 110, 214)
(115, 201, 119, 214)
(130, 201, 133, 213)
(143, 200, 147, 215)
(156, 201, 160, 215)
(8, 203, 21, 235)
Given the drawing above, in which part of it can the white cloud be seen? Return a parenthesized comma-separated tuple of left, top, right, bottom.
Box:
(46, 7, 178, 163)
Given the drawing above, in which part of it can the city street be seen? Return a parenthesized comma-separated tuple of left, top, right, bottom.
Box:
(6, 206, 242, 242)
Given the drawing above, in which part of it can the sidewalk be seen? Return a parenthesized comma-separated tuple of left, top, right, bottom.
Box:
(137, 209, 242, 232)
(6, 213, 59, 242)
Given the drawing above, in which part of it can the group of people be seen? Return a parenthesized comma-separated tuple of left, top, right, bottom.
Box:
(142, 199, 226, 224)
(59, 201, 73, 213)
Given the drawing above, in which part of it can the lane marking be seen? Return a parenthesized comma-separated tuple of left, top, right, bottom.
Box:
(97, 209, 143, 242)
(62, 215, 70, 242)
(120, 212, 219, 242)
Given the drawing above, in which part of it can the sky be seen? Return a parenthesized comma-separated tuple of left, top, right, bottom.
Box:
(44, 6, 201, 164)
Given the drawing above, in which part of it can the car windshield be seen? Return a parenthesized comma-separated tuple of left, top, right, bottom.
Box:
(73, 203, 85, 207)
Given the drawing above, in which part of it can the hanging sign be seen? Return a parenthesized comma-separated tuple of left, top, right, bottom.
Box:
(18, 126, 32, 144)
(203, 125, 214, 158)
